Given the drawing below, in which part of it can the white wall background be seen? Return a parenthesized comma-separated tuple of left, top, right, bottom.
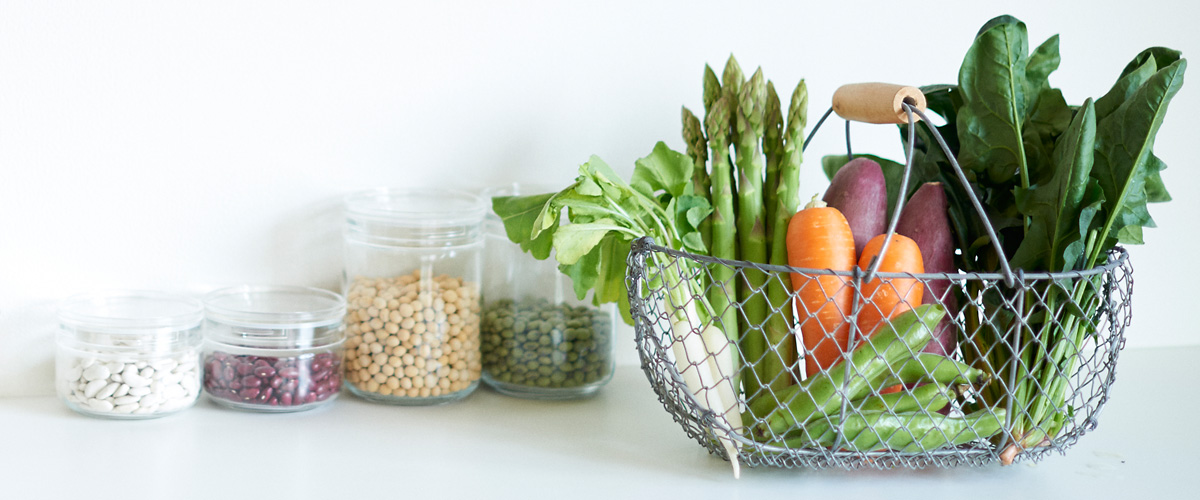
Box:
(3, 0, 1198, 397)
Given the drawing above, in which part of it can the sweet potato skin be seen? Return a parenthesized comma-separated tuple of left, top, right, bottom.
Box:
(896, 182, 958, 356)
(822, 157, 887, 256)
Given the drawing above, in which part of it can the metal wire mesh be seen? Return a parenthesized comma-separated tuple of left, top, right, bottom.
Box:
(627, 237, 1132, 470)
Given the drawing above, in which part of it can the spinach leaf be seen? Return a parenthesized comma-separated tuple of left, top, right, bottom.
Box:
(1090, 58, 1185, 257)
(956, 17, 1031, 185)
(1011, 99, 1102, 272)
(1025, 35, 1061, 99)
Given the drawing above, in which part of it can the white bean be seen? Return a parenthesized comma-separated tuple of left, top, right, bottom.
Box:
(113, 395, 140, 406)
(83, 379, 107, 398)
(123, 374, 150, 388)
(61, 352, 201, 418)
(86, 399, 114, 412)
(82, 364, 110, 382)
(150, 358, 177, 371)
(95, 382, 119, 400)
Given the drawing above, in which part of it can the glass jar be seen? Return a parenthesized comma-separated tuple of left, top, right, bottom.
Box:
(342, 188, 485, 405)
(202, 285, 345, 412)
(481, 183, 615, 399)
(55, 291, 204, 419)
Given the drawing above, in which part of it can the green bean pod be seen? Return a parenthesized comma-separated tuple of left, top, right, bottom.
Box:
(880, 353, 988, 388)
(772, 408, 1007, 452)
(753, 305, 945, 438)
(853, 382, 954, 414)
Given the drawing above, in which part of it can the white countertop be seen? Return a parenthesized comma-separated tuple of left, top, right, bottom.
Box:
(2, 346, 1192, 499)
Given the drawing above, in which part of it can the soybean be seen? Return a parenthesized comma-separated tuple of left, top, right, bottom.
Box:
(343, 271, 482, 399)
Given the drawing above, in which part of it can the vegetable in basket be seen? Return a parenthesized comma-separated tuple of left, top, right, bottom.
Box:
(895, 182, 958, 356)
(822, 157, 888, 256)
(751, 304, 945, 437)
(750, 305, 1003, 451)
(785, 197, 856, 377)
(855, 233, 925, 343)
(834, 15, 1185, 464)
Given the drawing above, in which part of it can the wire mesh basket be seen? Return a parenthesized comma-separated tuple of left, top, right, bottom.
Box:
(626, 88, 1135, 471)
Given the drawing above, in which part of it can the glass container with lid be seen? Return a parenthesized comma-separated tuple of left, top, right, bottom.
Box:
(55, 291, 205, 419)
(481, 183, 615, 399)
(342, 188, 485, 405)
(202, 285, 345, 412)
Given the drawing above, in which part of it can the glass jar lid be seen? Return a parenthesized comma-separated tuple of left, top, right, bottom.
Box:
(344, 188, 485, 246)
(59, 291, 205, 333)
(203, 285, 346, 349)
(57, 291, 205, 351)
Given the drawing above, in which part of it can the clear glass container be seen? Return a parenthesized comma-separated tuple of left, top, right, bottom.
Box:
(342, 188, 485, 405)
(55, 291, 204, 419)
(202, 285, 345, 412)
(481, 183, 615, 399)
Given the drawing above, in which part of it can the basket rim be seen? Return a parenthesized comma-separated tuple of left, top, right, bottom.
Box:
(631, 236, 1128, 281)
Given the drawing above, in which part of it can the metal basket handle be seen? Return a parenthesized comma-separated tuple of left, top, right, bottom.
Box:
(805, 82, 1017, 287)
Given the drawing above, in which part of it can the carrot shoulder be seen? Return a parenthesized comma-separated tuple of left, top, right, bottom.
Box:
(786, 199, 856, 378)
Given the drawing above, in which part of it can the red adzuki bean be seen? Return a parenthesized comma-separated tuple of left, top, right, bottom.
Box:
(204, 351, 341, 409)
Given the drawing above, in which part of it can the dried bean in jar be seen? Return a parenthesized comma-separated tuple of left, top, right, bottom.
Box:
(204, 351, 341, 410)
(342, 271, 482, 402)
(481, 298, 612, 390)
(58, 354, 201, 417)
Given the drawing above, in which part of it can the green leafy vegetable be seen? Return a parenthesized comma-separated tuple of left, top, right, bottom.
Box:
(1009, 99, 1100, 273)
(491, 142, 711, 327)
(1088, 56, 1186, 253)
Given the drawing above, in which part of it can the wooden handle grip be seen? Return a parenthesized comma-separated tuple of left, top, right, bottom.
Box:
(832, 83, 927, 124)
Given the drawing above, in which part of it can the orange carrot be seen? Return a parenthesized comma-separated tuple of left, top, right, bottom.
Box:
(856, 233, 925, 341)
(786, 198, 857, 378)
(856, 233, 924, 395)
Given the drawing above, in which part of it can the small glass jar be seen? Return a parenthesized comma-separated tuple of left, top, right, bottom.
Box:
(202, 285, 345, 412)
(481, 183, 615, 399)
(55, 291, 204, 419)
(342, 188, 485, 405)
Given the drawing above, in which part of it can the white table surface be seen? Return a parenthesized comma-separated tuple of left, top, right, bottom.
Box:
(1, 346, 1192, 499)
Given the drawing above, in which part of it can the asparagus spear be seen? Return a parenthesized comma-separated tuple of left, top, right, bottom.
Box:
(732, 68, 770, 401)
(722, 55, 744, 106)
(750, 79, 797, 403)
(763, 81, 784, 251)
(682, 106, 711, 253)
(702, 65, 722, 115)
(764, 80, 808, 393)
(704, 94, 740, 375)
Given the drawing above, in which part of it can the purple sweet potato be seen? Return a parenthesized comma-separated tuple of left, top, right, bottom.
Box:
(822, 157, 887, 256)
(896, 182, 958, 356)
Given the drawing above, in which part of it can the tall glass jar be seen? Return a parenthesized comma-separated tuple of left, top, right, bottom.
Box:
(481, 183, 615, 399)
(55, 291, 204, 419)
(342, 188, 485, 405)
(202, 285, 345, 412)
